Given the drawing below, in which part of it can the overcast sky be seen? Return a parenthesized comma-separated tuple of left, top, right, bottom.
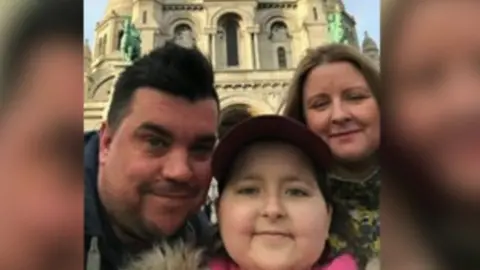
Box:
(84, 0, 379, 46)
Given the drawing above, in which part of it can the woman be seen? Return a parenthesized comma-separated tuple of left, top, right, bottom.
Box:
(382, 0, 480, 268)
(282, 44, 380, 268)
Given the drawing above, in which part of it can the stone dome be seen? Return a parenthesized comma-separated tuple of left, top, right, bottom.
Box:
(104, 0, 133, 18)
(362, 31, 378, 52)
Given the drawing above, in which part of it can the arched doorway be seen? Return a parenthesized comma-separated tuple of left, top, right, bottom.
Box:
(219, 104, 253, 139)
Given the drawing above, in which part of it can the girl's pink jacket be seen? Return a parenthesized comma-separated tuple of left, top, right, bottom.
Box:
(209, 254, 357, 270)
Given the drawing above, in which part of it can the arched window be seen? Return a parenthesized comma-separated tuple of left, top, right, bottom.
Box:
(224, 17, 239, 66)
(217, 13, 241, 67)
(270, 21, 289, 42)
(96, 39, 102, 56)
(266, 20, 291, 69)
(216, 13, 241, 68)
(142, 11, 147, 24)
(117, 30, 124, 50)
(277, 47, 287, 68)
(98, 36, 106, 55)
(102, 36, 107, 55)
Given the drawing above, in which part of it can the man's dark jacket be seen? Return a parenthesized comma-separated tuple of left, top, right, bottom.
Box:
(84, 132, 213, 270)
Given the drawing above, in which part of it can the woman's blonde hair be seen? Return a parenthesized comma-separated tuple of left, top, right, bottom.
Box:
(282, 43, 380, 123)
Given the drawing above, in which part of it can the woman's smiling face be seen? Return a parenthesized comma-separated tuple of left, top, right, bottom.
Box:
(303, 62, 380, 163)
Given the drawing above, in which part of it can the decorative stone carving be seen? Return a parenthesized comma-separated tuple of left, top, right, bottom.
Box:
(264, 90, 286, 108)
(174, 24, 195, 48)
(269, 21, 291, 41)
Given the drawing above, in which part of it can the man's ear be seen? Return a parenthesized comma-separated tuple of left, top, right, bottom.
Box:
(98, 122, 113, 165)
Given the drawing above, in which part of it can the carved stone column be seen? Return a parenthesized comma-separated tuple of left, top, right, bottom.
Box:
(247, 25, 260, 70)
(242, 29, 253, 69)
(211, 33, 216, 68)
(253, 30, 260, 69)
(205, 27, 217, 69)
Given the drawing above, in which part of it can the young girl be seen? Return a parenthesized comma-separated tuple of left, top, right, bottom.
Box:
(124, 115, 357, 270)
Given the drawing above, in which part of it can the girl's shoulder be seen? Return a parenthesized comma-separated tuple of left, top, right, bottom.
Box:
(208, 254, 357, 270)
(315, 254, 358, 270)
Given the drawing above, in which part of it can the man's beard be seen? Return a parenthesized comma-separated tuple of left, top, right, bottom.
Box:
(109, 206, 165, 247)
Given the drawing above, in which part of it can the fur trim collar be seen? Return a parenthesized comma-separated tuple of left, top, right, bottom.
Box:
(123, 241, 208, 270)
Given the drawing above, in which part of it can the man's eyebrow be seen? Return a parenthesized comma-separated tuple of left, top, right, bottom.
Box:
(137, 122, 216, 145)
(136, 122, 173, 137)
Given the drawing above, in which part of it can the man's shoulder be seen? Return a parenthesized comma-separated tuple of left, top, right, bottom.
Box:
(84, 131, 98, 147)
(84, 131, 99, 181)
(188, 211, 214, 245)
(190, 211, 211, 230)
(83, 131, 103, 238)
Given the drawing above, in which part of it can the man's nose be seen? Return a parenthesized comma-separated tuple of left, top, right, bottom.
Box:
(162, 149, 193, 182)
(260, 195, 286, 220)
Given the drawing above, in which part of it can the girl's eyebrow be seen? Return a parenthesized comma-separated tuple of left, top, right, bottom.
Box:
(230, 170, 317, 186)
(240, 174, 306, 182)
(281, 175, 317, 187)
(238, 174, 263, 182)
(238, 174, 316, 185)
(227, 173, 262, 185)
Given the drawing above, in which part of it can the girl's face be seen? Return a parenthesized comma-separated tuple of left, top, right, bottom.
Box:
(303, 62, 380, 163)
(389, 1, 480, 201)
(218, 142, 331, 270)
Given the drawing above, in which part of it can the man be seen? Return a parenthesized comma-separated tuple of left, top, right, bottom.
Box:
(0, 0, 83, 269)
(84, 42, 219, 269)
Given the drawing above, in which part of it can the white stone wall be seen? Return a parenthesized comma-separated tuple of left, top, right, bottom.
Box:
(83, 0, 379, 130)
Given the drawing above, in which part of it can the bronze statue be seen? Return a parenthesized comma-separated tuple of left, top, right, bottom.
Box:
(120, 17, 142, 62)
(327, 3, 347, 44)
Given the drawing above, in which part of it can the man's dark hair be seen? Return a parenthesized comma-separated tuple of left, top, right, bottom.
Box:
(107, 42, 219, 131)
(1, 0, 83, 104)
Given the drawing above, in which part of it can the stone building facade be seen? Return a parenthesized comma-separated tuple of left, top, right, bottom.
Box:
(83, 0, 379, 133)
